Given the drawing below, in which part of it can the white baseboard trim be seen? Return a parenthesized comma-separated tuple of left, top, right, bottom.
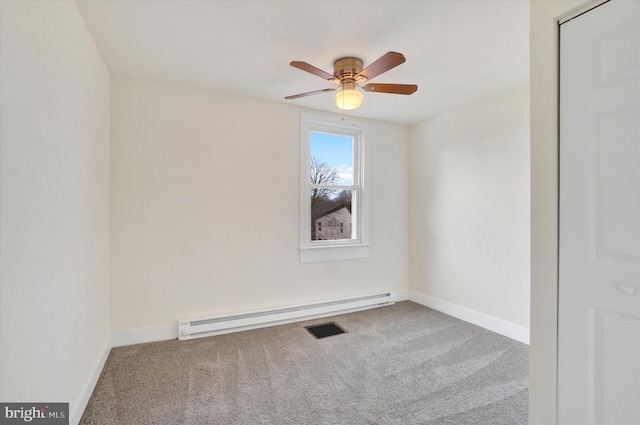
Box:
(396, 289, 409, 302)
(112, 323, 177, 347)
(409, 291, 530, 345)
(70, 336, 112, 425)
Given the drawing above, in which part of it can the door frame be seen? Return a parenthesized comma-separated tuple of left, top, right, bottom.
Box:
(529, 1, 607, 424)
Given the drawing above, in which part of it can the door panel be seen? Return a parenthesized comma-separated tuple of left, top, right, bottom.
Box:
(559, 1, 640, 424)
(588, 308, 640, 424)
(594, 20, 640, 87)
(596, 108, 640, 260)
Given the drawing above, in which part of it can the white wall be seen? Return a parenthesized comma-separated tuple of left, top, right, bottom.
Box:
(0, 1, 111, 422)
(529, 1, 592, 424)
(110, 76, 408, 334)
(408, 86, 530, 329)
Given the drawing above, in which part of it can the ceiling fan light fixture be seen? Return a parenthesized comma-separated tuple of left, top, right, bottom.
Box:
(335, 87, 362, 110)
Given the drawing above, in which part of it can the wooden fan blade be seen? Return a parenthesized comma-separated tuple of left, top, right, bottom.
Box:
(357, 52, 406, 81)
(285, 87, 336, 100)
(290, 61, 336, 81)
(362, 83, 418, 95)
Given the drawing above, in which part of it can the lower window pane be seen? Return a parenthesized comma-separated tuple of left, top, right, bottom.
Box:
(311, 189, 353, 241)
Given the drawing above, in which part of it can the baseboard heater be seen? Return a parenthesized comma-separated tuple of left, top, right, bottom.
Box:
(178, 291, 396, 341)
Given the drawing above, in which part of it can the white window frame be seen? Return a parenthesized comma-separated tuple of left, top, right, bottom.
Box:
(299, 112, 370, 263)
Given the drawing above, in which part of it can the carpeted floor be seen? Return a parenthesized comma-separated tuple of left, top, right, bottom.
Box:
(80, 301, 529, 425)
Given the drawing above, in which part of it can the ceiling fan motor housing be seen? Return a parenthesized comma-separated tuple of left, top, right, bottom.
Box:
(333, 57, 365, 82)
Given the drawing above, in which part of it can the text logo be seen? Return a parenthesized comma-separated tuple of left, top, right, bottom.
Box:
(0, 403, 68, 424)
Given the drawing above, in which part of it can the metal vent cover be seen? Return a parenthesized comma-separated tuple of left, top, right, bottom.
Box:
(305, 322, 347, 339)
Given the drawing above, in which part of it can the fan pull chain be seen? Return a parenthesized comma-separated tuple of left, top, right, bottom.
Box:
(341, 111, 357, 127)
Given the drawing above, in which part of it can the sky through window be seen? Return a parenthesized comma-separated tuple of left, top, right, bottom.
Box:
(310, 131, 353, 185)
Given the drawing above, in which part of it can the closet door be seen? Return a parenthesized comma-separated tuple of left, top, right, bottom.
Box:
(559, 1, 640, 424)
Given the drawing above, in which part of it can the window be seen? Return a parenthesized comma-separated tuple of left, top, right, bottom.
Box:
(299, 112, 369, 263)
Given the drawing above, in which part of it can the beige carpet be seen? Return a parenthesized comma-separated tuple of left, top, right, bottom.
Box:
(80, 301, 529, 424)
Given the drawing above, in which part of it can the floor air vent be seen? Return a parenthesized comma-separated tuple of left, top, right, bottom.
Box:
(305, 322, 347, 339)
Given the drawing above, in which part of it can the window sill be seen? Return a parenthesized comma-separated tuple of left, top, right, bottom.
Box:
(299, 244, 370, 264)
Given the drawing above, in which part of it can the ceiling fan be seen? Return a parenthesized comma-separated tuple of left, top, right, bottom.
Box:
(284, 51, 418, 111)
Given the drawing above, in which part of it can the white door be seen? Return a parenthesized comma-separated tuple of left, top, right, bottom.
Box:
(559, 1, 640, 424)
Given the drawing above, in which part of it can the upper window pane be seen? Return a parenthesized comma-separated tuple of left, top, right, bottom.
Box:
(310, 131, 354, 185)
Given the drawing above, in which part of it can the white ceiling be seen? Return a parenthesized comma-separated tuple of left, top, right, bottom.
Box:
(76, 0, 529, 125)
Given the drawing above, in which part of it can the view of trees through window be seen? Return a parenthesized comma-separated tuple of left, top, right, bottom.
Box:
(310, 131, 354, 241)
